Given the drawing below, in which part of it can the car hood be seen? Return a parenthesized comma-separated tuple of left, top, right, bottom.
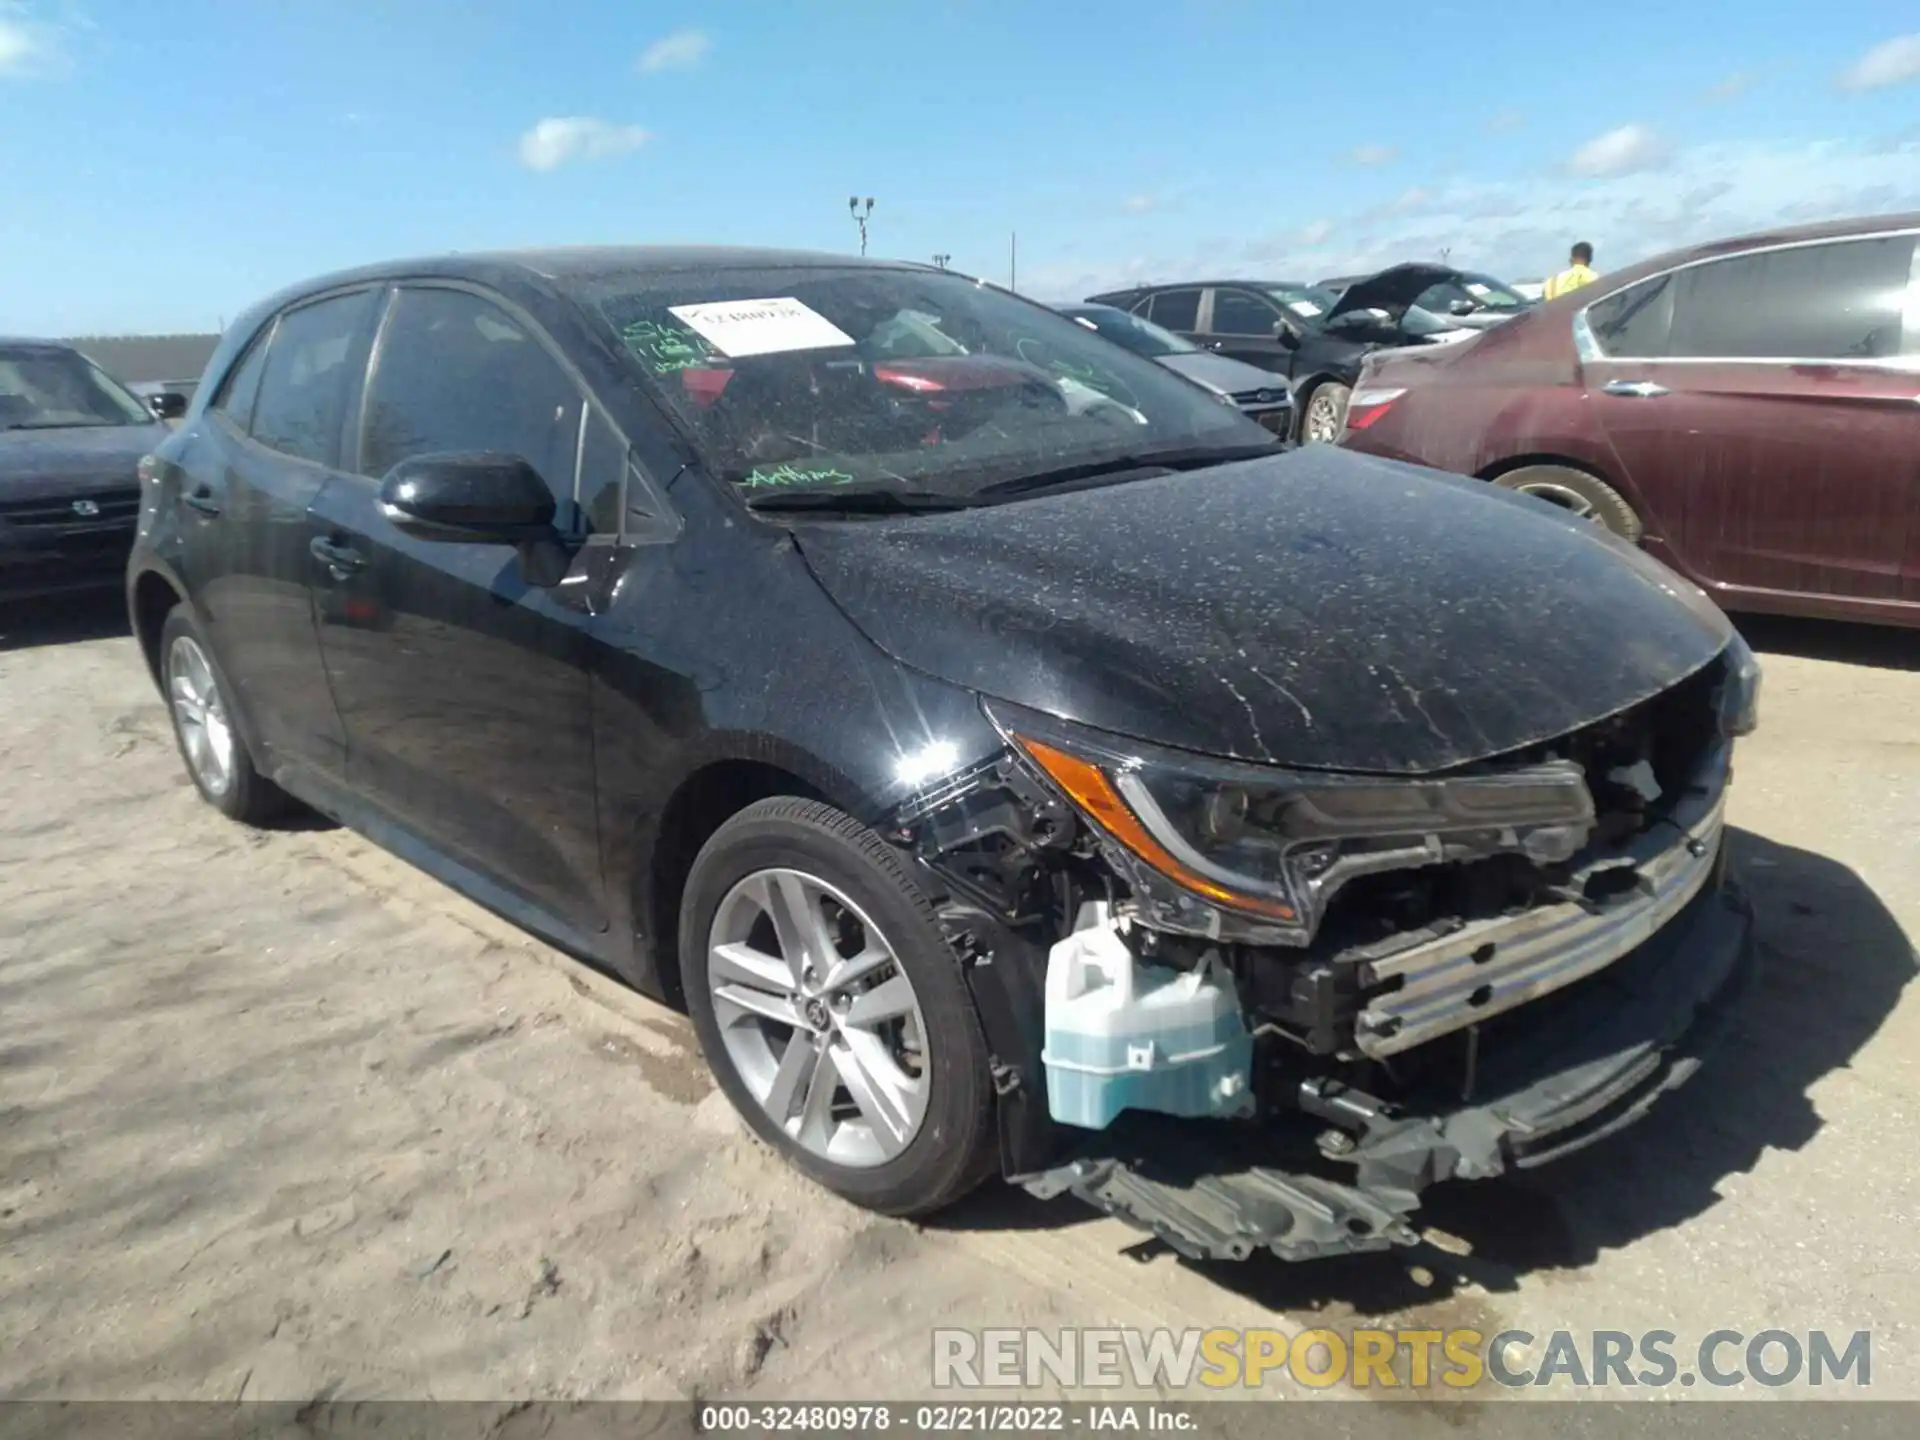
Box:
(1327, 263, 1461, 321)
(1155, 351, 1290, 398)
(0, 424, 163, 497)
(791, 448, 1733, 774)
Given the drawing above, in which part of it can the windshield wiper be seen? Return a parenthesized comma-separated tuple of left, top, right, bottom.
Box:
(973, 441, 1285, 500)
(743, 485, 980, 515)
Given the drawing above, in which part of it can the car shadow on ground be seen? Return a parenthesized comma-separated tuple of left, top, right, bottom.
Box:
(940, 829, 1916, 1312)
(0, 590, 131, 651)
(1737, 613, 1918, 672)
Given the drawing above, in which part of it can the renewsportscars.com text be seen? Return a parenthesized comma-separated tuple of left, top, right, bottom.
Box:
(932, 1326, 1873, 1391)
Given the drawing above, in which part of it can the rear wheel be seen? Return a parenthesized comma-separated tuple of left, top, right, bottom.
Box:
(159, 609, 289, 824)
(680, 798, 997, 1216)
(1491, 464, 1643, 542)
(1299, 382, 1351, 444)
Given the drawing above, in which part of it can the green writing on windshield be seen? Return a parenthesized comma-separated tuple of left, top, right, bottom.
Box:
(743, 464, 856, 489)
(620, 319, 713, 374)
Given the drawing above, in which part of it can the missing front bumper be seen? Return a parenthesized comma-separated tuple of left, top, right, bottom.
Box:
(1013, 871, 1755, 1263)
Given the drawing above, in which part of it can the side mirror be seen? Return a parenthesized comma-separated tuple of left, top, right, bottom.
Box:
(1274, 323, 1302, 351)
(148, 391, 188, 421)
(1448, 299, 1477, 317)
(378, 452, 557, 545)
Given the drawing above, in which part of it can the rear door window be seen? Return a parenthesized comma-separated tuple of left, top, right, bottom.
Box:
(1585, 274, 1675, 358)
(1145, 289, 1201, 332)
(358, 287, 584, 501)
(1210, 289, 1282, 336)
(1667, 235, 1915, 361)
(249, 291, 379, 465)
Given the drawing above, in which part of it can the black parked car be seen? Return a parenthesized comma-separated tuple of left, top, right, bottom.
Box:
(1056, 304, 1293, 436)
(129, 247, 1757, 1262)
(2, 339, 177, 600)
(1085, 274, 1478, 443)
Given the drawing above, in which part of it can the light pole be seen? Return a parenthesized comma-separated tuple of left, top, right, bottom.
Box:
(848, 196, 875, 256)
(932, 253, 951, 270)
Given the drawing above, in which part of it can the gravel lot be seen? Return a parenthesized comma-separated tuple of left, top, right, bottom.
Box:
(2, 594, 1915, 1403)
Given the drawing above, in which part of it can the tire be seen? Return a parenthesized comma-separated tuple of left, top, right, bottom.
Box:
(680, 797, 997, 1217)
(1491, 464, 1643, 542)
(1299, 381, 1351, 445)
(158, 608, 290, 824)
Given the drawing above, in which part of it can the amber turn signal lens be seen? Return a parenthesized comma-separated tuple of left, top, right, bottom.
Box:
(1013, 735, 1297, 922)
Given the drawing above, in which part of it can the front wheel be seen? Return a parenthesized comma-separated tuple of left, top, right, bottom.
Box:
(680, 798, 997, 1216)
(1299, 382, 1351, 445)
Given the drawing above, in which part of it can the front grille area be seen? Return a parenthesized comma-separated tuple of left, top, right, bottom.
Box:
(1252, 407, 1293, 436)
(1231, 388, 1288, 407)
(0, 490, 140, 527)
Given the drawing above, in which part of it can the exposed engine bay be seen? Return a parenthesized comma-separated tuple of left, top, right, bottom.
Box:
(885, 639, 1761, 1262)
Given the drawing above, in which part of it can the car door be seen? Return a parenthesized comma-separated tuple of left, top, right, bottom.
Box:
(1581, 232, 1919, 606)
(305, 282, 611, 933)
(1135, 288, 1203, 345)
(176, 289, 380, 781)
(1201, 287, 1298, 378)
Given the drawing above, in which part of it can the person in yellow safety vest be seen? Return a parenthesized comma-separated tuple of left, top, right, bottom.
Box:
(1544, 242, 1599, 300)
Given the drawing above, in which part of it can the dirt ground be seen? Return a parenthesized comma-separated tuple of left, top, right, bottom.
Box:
(2, 595, 1916, 1404)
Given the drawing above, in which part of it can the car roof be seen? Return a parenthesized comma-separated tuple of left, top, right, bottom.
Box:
(1095, 279, 1310, 295)
(275, 245, 914, 299)
(0, 337, 79, 353)
(1554, 210, 1920, 298)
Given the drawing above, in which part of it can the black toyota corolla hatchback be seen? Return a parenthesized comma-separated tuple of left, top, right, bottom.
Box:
(128, 247, 1759, 1261)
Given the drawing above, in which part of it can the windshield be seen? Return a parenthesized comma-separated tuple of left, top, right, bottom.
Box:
(0, 348, 153, 430)
(1060, 306, 1198, 358)
(587, 267, 1270, 501)
(1264, 286, 1343, 325)
(1415, 272, 1529, 314)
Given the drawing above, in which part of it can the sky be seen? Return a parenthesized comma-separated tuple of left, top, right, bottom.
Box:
(3, 0, 1919, 336)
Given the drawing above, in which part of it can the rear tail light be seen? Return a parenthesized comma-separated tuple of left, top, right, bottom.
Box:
(1341, 386, 1406, 432)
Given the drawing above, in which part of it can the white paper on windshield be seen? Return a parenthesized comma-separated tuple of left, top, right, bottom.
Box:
(1463, 282, 1492, 297)
(667, 297, 855, 358)
(1289, 301, 1323, 316)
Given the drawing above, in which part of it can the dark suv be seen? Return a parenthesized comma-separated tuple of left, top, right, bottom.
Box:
(128, 247, 1757, 1262)
(2, 339, 173, 600)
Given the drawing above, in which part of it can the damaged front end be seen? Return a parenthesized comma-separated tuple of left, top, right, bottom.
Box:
(886, 637, 1761, 1263)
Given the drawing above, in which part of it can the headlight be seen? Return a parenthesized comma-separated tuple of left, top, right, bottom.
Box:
(990, 703, 1595, 942)
(1718, 632, 1762, 738)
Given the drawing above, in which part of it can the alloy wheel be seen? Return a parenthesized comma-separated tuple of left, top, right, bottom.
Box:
(166, 635, 235, 797)
(1513, 480, 1601, 522)
(706, 868, 930, 1168)
(1304, 391, 1344, 444)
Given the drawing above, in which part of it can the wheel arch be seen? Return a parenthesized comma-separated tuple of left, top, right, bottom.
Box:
(636, 756, 834, 1006)
(130, 567, 186, 687)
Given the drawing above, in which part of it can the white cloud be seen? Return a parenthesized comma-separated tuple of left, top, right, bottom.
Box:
(1022, 136, 1920, 303)
(0, 7, 62, 77)
(1840, 34, 1920, 92)
(1568, 123, 1669, 177)
(1705, 72, 1754, 102)
(637, 27, 710, 73)
(1122, 193, 1158, 214)
(517, 117, 650, 172)
(1349, 143, 1396, 166)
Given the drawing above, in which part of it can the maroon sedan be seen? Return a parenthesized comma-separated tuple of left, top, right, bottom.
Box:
(1338, 213, 1920, 629)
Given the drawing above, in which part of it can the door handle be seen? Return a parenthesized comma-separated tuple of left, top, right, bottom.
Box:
(309, 535, 366, 579)
(1601, 378, 1671, 398)
(182, 485, 222, 516)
